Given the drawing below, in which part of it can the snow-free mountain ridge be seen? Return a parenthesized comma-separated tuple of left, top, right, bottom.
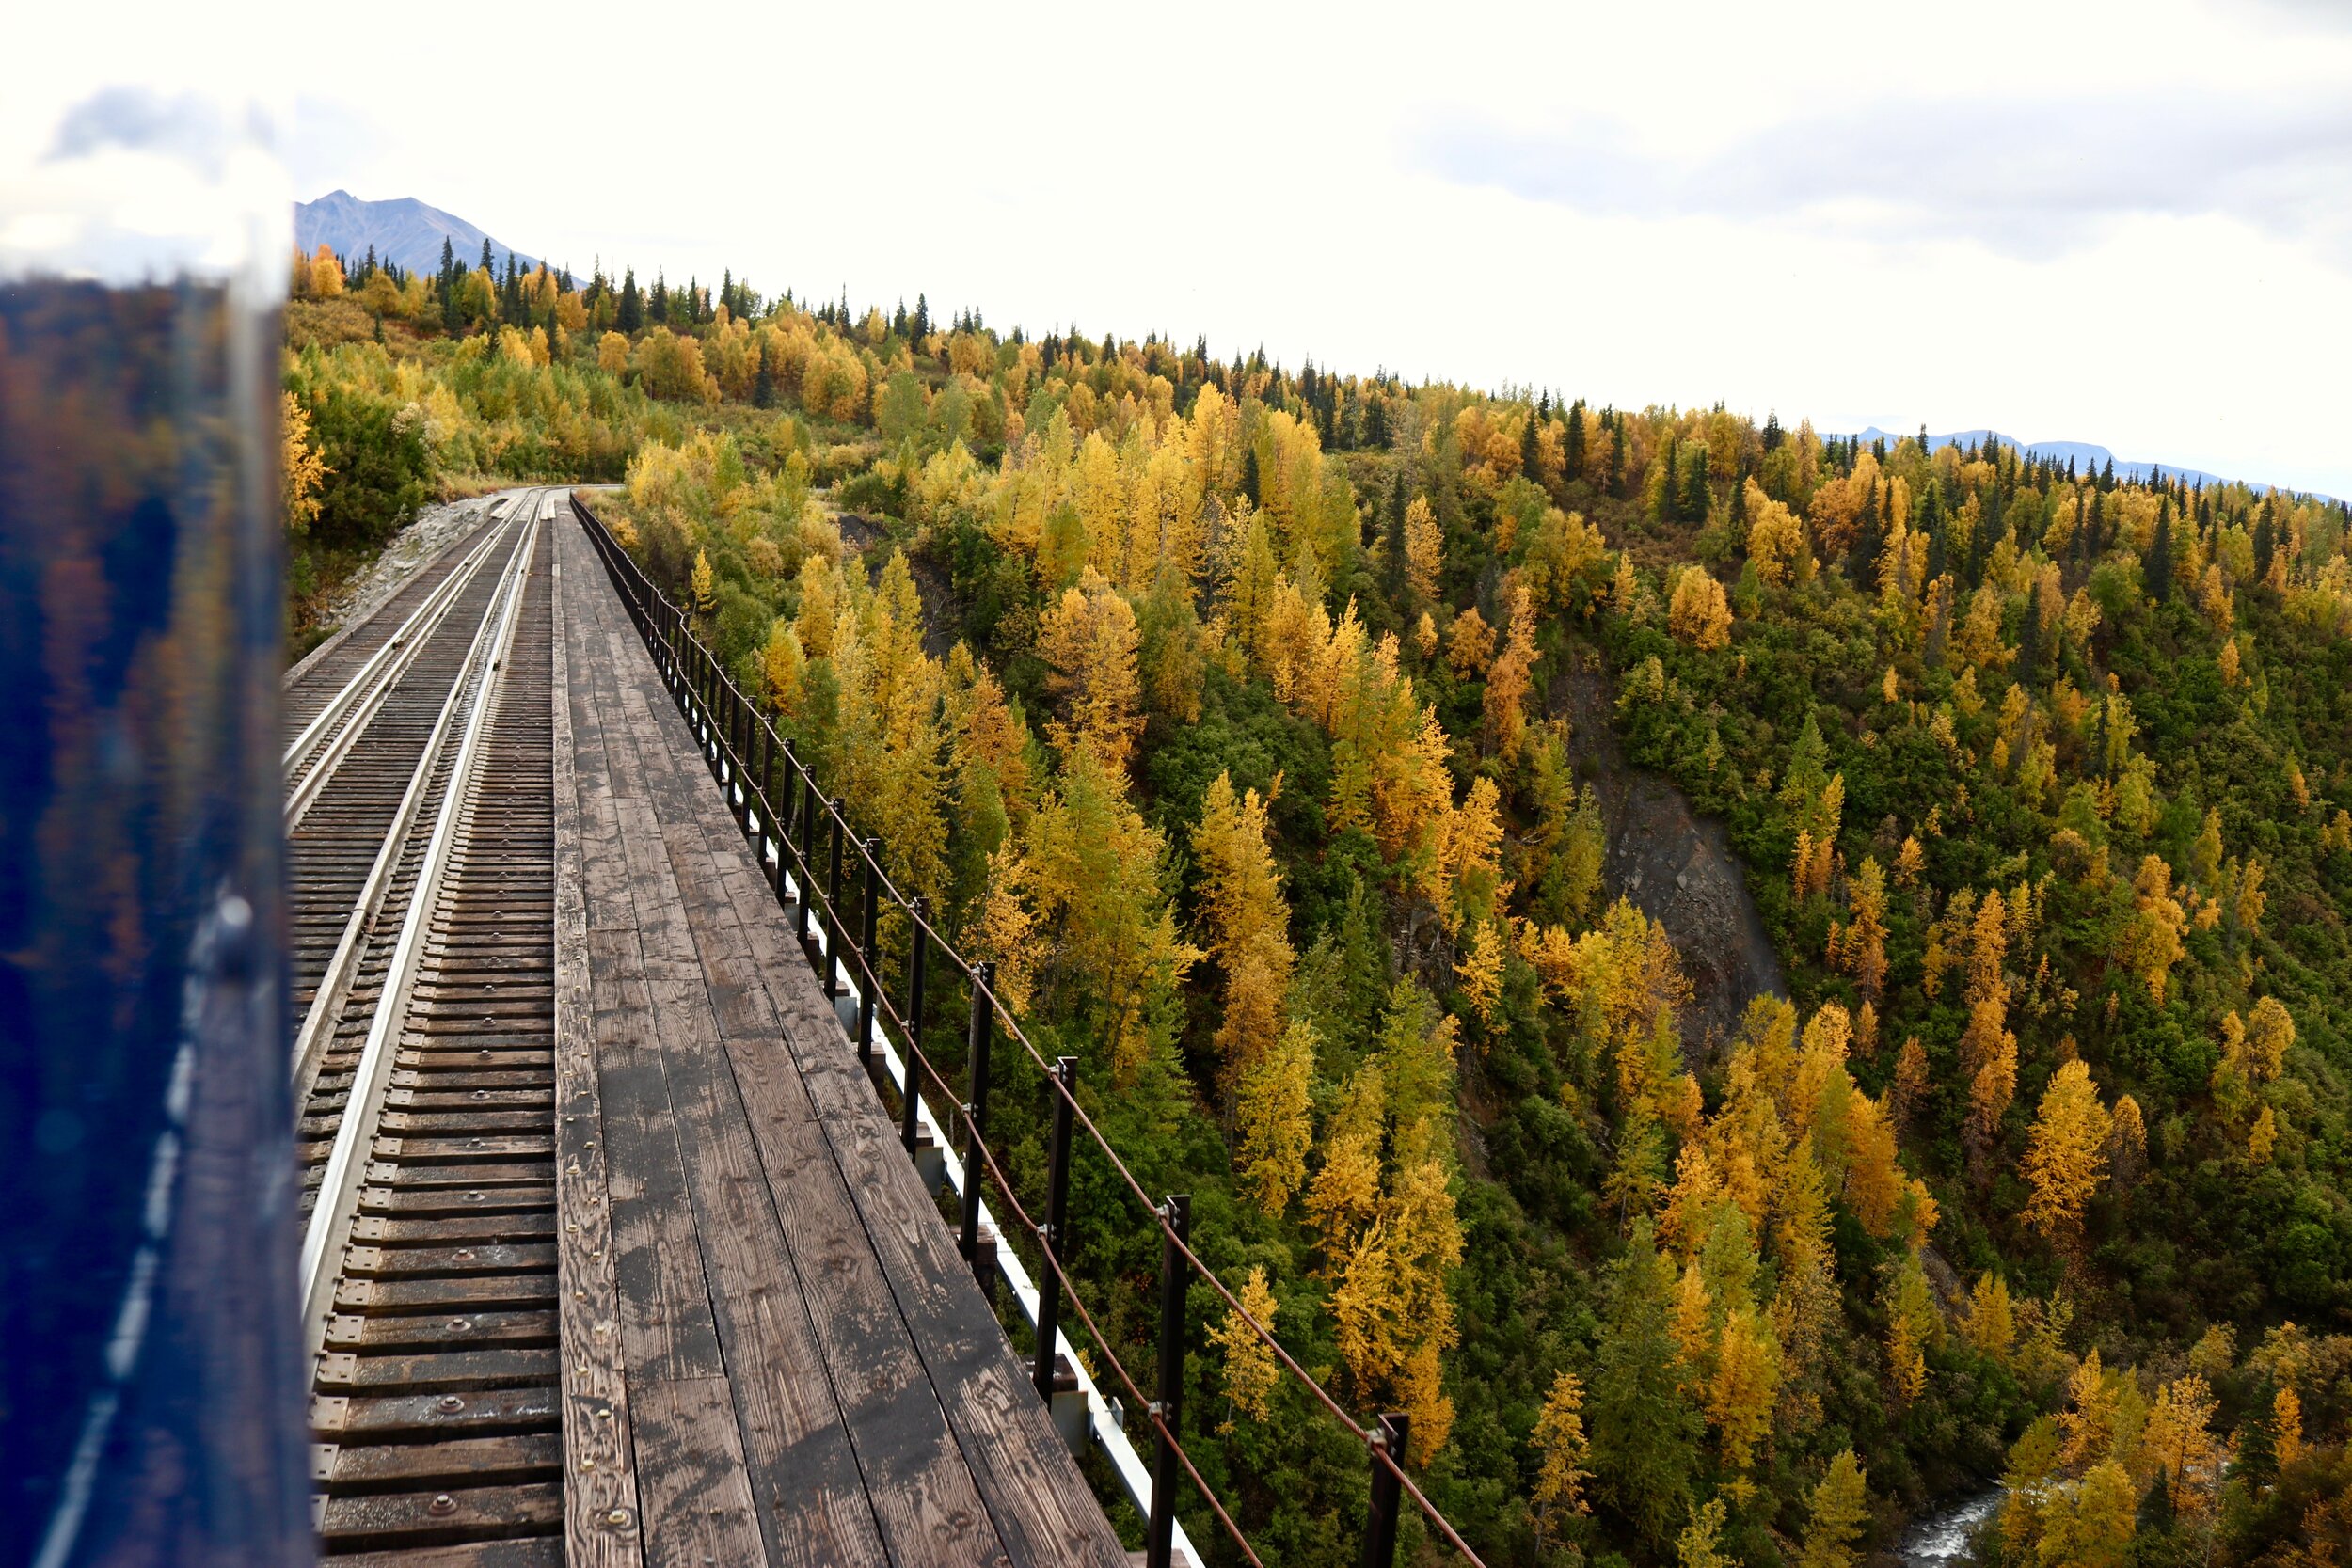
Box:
(1840, 426, 2326, 499)
(294, 190, 541, 279)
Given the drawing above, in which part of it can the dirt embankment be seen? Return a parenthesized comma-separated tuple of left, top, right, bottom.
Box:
(1554, 644, 1787, 1061)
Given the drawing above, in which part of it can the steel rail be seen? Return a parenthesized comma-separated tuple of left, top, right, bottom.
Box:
(283, 513, 517, 830)
(296, 503, 542, 1349)
(288, 507, 535, 1098)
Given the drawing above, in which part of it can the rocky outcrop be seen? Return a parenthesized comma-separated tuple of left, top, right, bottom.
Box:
(1556, 645, 1787, 1060)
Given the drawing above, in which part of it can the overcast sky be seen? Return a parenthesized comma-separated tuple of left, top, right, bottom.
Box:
(8, 0, 2349, 495)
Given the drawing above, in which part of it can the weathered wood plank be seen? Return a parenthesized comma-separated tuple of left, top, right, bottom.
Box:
(761, 964, 1130, 1568)
(580, 569, 889, 1568)
(552, 541, 648, 1568)
(598, 591, 1118, 1568)
(628, 1376, 769, 1568)
(605, 634, 1015, 1568)
(561, 516, 1124, 1566)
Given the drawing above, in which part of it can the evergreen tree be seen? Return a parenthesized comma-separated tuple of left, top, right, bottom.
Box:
(2145, 499, 2175, 603)
(1521, 408, 1540, 481)
(1851, 479, 1886, 581)
(2253, 499, 2277, 582)
(1588, 1224, 1700, 1550)
(651, 270, 668, 325)
(1565, 397, 1587, 479)
(617, 267, 642, 333)
(1679, 448, 1711, 526)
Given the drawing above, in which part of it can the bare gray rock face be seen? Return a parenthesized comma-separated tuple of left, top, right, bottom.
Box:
(1557, 648, 1786, 1061)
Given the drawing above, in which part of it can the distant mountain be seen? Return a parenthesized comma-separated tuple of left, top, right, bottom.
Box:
(294, 190, 540, 278)
(1847, 427, 2239, 492)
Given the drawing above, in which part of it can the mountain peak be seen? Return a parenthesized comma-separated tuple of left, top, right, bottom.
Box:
(294, 191, 541, 277)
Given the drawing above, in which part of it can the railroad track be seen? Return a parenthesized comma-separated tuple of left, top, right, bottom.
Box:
(284, 489, 564, 1564)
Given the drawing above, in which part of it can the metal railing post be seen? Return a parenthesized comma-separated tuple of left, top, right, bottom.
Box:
(757, 718, 775, 839)
(823, 800, 845, 1000)
(1147, 1192, 1192, 1568)
(1033, 1055, 1077, 1403)
(796, 769, 819, 956)
(901, 897, 928, 1153)
(856, 837, 881, 1064)
(1359, 1414, 1410, 1568)
(958, 962, 995, 1270)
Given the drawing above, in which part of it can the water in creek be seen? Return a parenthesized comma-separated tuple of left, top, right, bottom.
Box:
(1898, 1485, 2004, 1566)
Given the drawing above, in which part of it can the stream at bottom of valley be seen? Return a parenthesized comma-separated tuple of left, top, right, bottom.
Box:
(1896, 1485, 2004, 1565)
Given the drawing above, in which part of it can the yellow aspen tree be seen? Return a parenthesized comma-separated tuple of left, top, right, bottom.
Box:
(1965, 1273, 2016, 1364)
(1483, 587, 1538, 761)
(2141, 1373, 2223, 1515)
(1306, 1065, 1386, 1262)
(2274, 1384, 2304, 1468)
(761, 621, 805, 715)
(1393, 1338, 1454, 1465)
(2235, 855, 2266, 934)
(1531, 1370, 1593, 1543)
(1839, 857, 1889, 1001)
(1672, 1260, 1715, 1382)
(1661, 1143, 1724, 1262)
(1798, 1449, 1870, 1568)
(1234, 1022, 1314, 1214)
(1842, 1092, 1907, 1237)
(1454, 921, 1505, 1032)
(1412, 610, 1438, 660)
(1884, 1249, 1936, 1402)
(793, 554, 839, 660)
(1332, 1158, 1462, 1462)
(2122, 855, 2186, 1002)
(1708, 1306, 1783, 1482)
(2058, 1349, 2118, 1469)
(1024, 744, 1199, 1081)
(1036, 567, 1144, 768)
(2249, 1104, 2278, 1163)
(1968, 1033, 2017, 1141)
(968, 845, 1041, 1015)
(1445, 606, 1496, 675)
(1744, 480, 1811, 585)
(690, 548, 717, 613)
(2022, 1058, 2114, 1245)
(1677, 1497, 1730, 1568)
(1209, 1266, 1281, 1427)
(1438, 776, 1508, 935)
(1668, 566, 1733, 651)
(1965, 887, 2010, 1011)
(2245, 995, 2296, 1081)
(281, 392, 327, 532)
(1189, 772, 1295, 1086)
(2042, 1462, 2136, 1568)
(1403, 494, 1443, 601)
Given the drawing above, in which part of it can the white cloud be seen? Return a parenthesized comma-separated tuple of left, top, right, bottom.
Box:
(1415, 90, 2352, 263)
(6, 0, 2348, 494)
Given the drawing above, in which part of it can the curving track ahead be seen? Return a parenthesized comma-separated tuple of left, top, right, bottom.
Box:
(283, 490, 565, 1564)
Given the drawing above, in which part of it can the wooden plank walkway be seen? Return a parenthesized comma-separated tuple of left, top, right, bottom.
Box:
(551, 517, 1129, 1568)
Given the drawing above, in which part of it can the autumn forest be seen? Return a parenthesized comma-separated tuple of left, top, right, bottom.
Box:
(282, 240, 2352, 1568)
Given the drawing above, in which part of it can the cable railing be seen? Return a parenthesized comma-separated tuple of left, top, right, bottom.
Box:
(568, 493, 1487, 1568)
